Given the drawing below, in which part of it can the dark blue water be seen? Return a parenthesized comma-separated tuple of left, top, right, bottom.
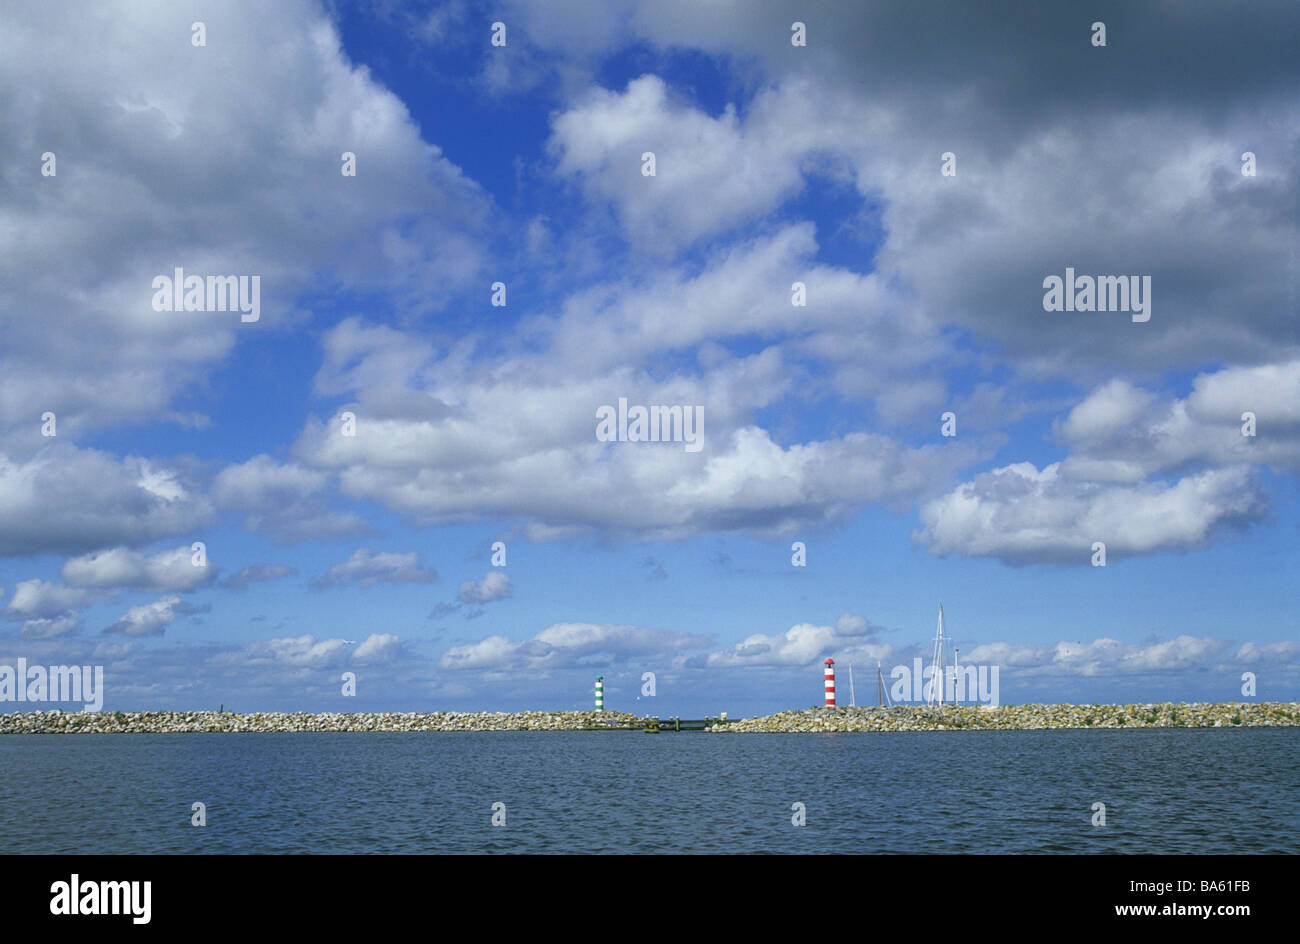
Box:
(2, 729, 1296, 853)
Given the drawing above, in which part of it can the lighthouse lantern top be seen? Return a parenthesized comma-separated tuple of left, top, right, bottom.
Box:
(824, 658, 834, 666)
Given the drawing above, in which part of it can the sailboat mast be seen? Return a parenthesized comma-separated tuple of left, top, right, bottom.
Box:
(938, 605, 944, 706)
(927, 603, 947, 706)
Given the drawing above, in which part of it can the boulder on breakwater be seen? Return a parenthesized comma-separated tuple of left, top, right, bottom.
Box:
(707, 702, 1300, 733)
(4, 703, 1297, 734)
(0, 709, 646, 734)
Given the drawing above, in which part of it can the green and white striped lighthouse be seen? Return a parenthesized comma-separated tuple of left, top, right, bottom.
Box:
(594, 675, 604, 711)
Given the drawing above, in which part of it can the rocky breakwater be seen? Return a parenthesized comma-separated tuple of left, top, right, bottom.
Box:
(0, 709, 648, 733)
(708, 702, 1300, 733)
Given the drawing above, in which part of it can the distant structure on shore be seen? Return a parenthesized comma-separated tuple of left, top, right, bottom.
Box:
(595, 675, 604, 712)
(822, 605, 956, 708)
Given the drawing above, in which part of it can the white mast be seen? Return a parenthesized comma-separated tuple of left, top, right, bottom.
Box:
(849, 662, 856, 707)
(927, 604, 947, 706)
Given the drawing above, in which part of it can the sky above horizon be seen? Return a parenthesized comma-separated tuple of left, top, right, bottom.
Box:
(1, 0, 1298, 715)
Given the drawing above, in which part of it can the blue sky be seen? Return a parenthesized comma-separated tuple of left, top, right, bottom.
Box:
(1, 0, 1298, 716)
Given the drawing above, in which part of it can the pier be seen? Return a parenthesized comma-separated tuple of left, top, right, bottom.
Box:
(585, 715, 732, 732)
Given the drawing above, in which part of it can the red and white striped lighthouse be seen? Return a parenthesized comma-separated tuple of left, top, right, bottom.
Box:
(824, 658, 836, 707)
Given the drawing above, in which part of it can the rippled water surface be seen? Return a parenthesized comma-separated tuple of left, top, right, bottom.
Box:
(2, 728, 1296, 853)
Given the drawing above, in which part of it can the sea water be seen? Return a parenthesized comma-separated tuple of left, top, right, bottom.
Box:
(1, 728, 1295, 854)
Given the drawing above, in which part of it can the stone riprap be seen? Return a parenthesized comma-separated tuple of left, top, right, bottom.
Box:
(706, 702, 1300, 732)
(0, 709, 647, 733)
(3, 703, 1297, 733)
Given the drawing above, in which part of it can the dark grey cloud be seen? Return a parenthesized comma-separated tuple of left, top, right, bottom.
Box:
(573, 1, 1300, 132)
(515, 0, 1300, 381)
